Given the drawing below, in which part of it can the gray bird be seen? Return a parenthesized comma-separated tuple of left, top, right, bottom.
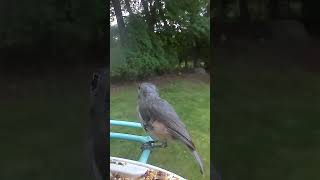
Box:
(137, 82, 204, 174)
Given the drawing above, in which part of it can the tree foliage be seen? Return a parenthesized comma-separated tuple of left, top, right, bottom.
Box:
(110, 0, 210, 80)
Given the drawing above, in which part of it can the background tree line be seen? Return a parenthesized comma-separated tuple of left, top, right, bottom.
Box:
(110, 0, 210, 80)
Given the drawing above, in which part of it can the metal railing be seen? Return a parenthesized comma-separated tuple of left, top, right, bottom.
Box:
(110, 120, 153, 163)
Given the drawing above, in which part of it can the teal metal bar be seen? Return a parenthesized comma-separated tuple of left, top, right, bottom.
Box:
(110, 120, 153, 163)
(110, 120, 142, 128)
(139, 149, 151, 163)
(110, 132, 152, 143)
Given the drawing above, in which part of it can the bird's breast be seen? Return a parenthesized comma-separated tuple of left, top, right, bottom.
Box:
(146, 120, 173, 141)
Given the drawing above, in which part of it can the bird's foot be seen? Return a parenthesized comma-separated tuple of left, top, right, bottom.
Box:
(150, 141, 167, 148)
(140, 141, 167, 150)
(140, 141, 154, 150)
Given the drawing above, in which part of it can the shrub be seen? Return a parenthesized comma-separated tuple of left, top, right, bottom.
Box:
(112, 16, 178, 80)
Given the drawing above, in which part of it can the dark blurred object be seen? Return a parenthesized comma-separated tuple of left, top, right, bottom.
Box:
(0, 0, 106, 70)
(89, 68, 108, 180)
(268, 20, 311, 47)
(211, 162, 222, 180)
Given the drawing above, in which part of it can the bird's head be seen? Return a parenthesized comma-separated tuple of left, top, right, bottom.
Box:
(138, 82, 159, 99)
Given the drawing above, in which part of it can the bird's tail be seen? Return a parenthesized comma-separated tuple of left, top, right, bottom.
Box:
(192, 150, 205, 175)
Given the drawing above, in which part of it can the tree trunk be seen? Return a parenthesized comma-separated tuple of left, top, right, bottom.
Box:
(124, 0, 133, 15)
(140, 0, 157, 31)
(239, 0, 250, 22)
(184, 58, 188, 69)
(111, 0, 126, 46)
(149, 0, 157, 30)
(155, 0, 167, 28)
(141, 0, 150, 22)
(192, 41, 200, 68)
(193, 57, 199, 68)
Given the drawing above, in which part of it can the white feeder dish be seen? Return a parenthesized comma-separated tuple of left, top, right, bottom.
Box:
(110, 156, 187, 180)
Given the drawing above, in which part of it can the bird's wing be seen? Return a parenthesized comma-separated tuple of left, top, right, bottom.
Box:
(148, 98, 195, 149)
(138, 104, 150, 133)
(138, 102, 151, 123)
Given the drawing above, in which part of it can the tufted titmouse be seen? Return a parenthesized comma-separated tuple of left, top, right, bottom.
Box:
(137, 82, 204, 174)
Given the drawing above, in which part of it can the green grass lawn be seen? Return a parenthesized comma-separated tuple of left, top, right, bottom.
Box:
(110, 77, 210, 179)
(214, 61, 320, 180)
